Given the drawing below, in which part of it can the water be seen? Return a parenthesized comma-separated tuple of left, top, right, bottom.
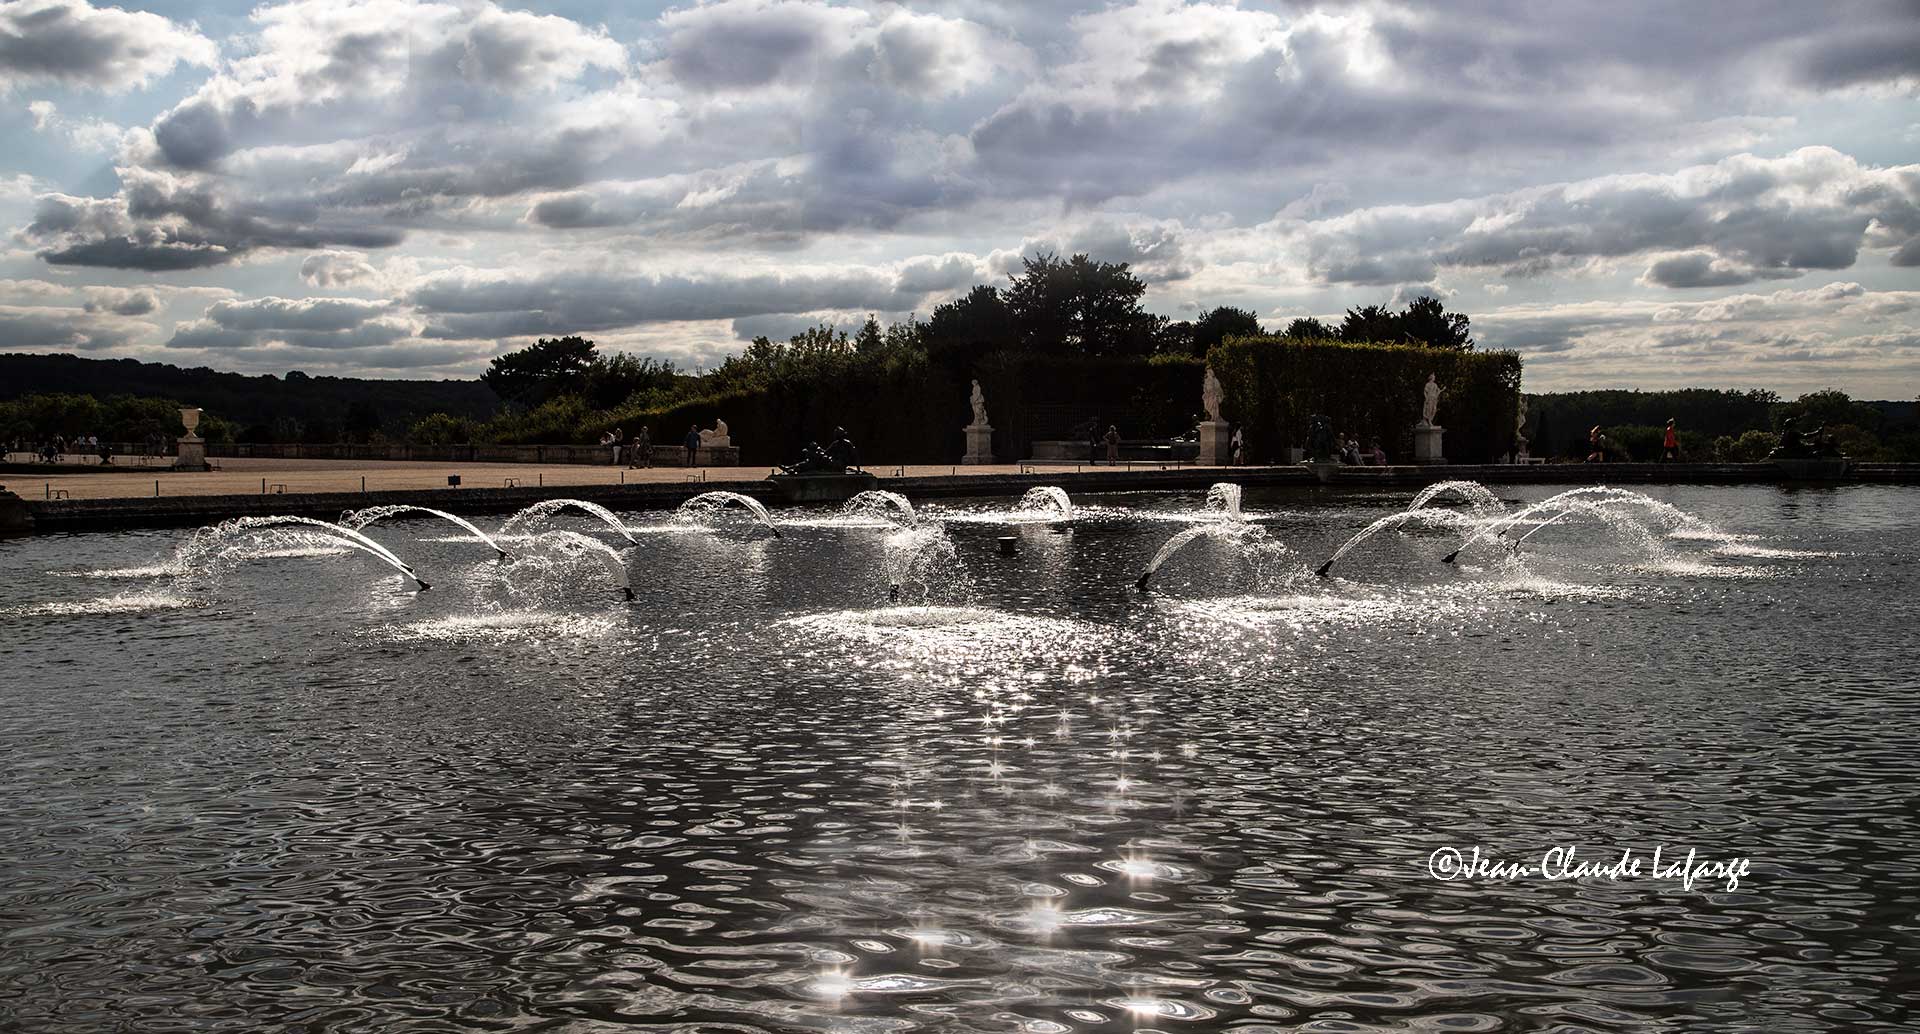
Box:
(3, 484, 1917, 1032)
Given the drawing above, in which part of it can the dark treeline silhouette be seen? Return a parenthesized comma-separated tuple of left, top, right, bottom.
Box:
(0, 353, 496, 444)
(1531, 388, 1920, 462)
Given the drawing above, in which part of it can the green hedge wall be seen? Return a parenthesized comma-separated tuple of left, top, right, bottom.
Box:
(603, 353, 1205, 465)
(1207, 337, 1523, 464)
(609, 368, 968, 467)
(977, 353, 1204, 460)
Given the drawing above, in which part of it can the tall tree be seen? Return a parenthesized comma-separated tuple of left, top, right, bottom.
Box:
(1337, 304, 1400, 344)
(483, 336, 598, 405)
(1281, 316, 1335, 340)
(1005, 252, 1160, 356)
(854, 315, 885, 355)
(1397, 295, 1474, 350)
(923, 284, 1014, 368)
(1191, 306, 1264, 355)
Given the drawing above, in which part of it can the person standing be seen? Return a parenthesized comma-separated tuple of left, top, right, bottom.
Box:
(1087, 418, 1101, 465)
(631, 426, 651, 468)
(1662, 418, 1679, 462)
(1104, 424, 1121, 463)
(1230, 426, 1245, 465)
(684, 424, 701, 467)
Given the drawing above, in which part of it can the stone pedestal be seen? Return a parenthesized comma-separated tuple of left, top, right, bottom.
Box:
(174, 435, 209, 471)
(962, 424, 993, 465)
(693, 445, 740, 466)
(1196, 420, 1230, 465)
(1412, 424, 1446, 465)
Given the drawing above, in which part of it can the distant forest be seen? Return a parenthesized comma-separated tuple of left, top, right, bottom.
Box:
(0, 353, 497, 443)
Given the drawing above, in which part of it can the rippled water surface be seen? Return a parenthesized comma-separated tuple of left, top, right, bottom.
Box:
(2, 483, 1917, 1032)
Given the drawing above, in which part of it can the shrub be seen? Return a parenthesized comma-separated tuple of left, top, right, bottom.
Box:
(1207, 337, 1522, 463)
(407, 412, 483, 445)
(1714, 430, 1778, 462)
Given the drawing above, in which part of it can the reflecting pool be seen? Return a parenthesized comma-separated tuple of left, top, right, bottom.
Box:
(2, 483, 1916, 1032)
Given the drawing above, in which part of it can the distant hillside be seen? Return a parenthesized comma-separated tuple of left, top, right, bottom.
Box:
(0, 354, 498, 439)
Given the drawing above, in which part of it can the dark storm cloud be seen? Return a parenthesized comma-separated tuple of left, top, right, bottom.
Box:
(659, 0, 864, 92)
(24, 171, 406, 270)
(1642, 252, 1797, 289)
(82, 287, 157, 316)
(1797, 18, 1920, 88)
(0, 0, 215, 93)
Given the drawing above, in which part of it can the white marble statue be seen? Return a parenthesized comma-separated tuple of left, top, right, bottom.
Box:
(968, 379, 989, 428)
(698, 418, 731, 447)
(1420, 373, 1443, 426)
(1202, 366, 1224, 423)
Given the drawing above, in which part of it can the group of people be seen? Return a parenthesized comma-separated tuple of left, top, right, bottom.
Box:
(595, 425, 722, 468)
(10, 433, 118, 465)
(1335, 433, 1389, 466)
(599, 427, 649, 467)
(1585, 419, 1682, 463)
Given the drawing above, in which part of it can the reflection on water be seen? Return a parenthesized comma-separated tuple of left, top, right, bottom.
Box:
(1, 484, 1917, 1032)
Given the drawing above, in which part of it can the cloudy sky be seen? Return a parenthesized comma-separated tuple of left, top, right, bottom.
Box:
(2, 0, 1917, 395)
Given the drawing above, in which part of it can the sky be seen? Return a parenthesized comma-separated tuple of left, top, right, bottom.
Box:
(1, 0, 1917, 396)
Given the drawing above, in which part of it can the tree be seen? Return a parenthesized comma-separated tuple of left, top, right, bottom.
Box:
(581, 352, 679, 409)
(1005, 252, 1160, 356)
(344, 399, 383, 443)
(854, 315, 885, 355)
(1280, 317, 1335, 341)
(923, 284, 1014, 371)
(1190, 306, 1264, 356)
(482, 336, 598, 405)
(1337, 304, 1400, 344)
(1777, 389, 1883, 435)
(408, 412, 482, 445)
(1397, 295, 1474, 350)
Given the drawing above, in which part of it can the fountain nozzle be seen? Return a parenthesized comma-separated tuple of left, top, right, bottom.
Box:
(622, 585, 636, 601)
(413, 577, 432, 591)
(1439, 548, 1461, 565)
(1314, 559, 1334, 578)
(1134, 572, 1151, 593)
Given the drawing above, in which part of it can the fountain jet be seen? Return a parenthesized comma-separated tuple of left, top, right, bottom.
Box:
(521, 530, 633, 601)
(839, 490, 917, 528)
(1441, 487, 1699, 565)
(341, 504, 511, 559)
(204, 515, 431, 589)
(1015, 486, 1075, 522)
(1136, 522, 1277, 592)
(1203, 482, 1246, 522)
(675, 491, 782, 537)
(499, 498, 639, 545)
(1316, 509, 1475, 578)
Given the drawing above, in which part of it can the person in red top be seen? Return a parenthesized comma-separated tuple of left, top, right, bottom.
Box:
(1662, 418, 1679, 462)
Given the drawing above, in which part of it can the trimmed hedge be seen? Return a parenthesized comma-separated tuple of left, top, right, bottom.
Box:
(1207, 337, 1523, 463)
(591, 353, 1205, 466)
(977, 353, 1203, 460)
(606, 373, 968, 467)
